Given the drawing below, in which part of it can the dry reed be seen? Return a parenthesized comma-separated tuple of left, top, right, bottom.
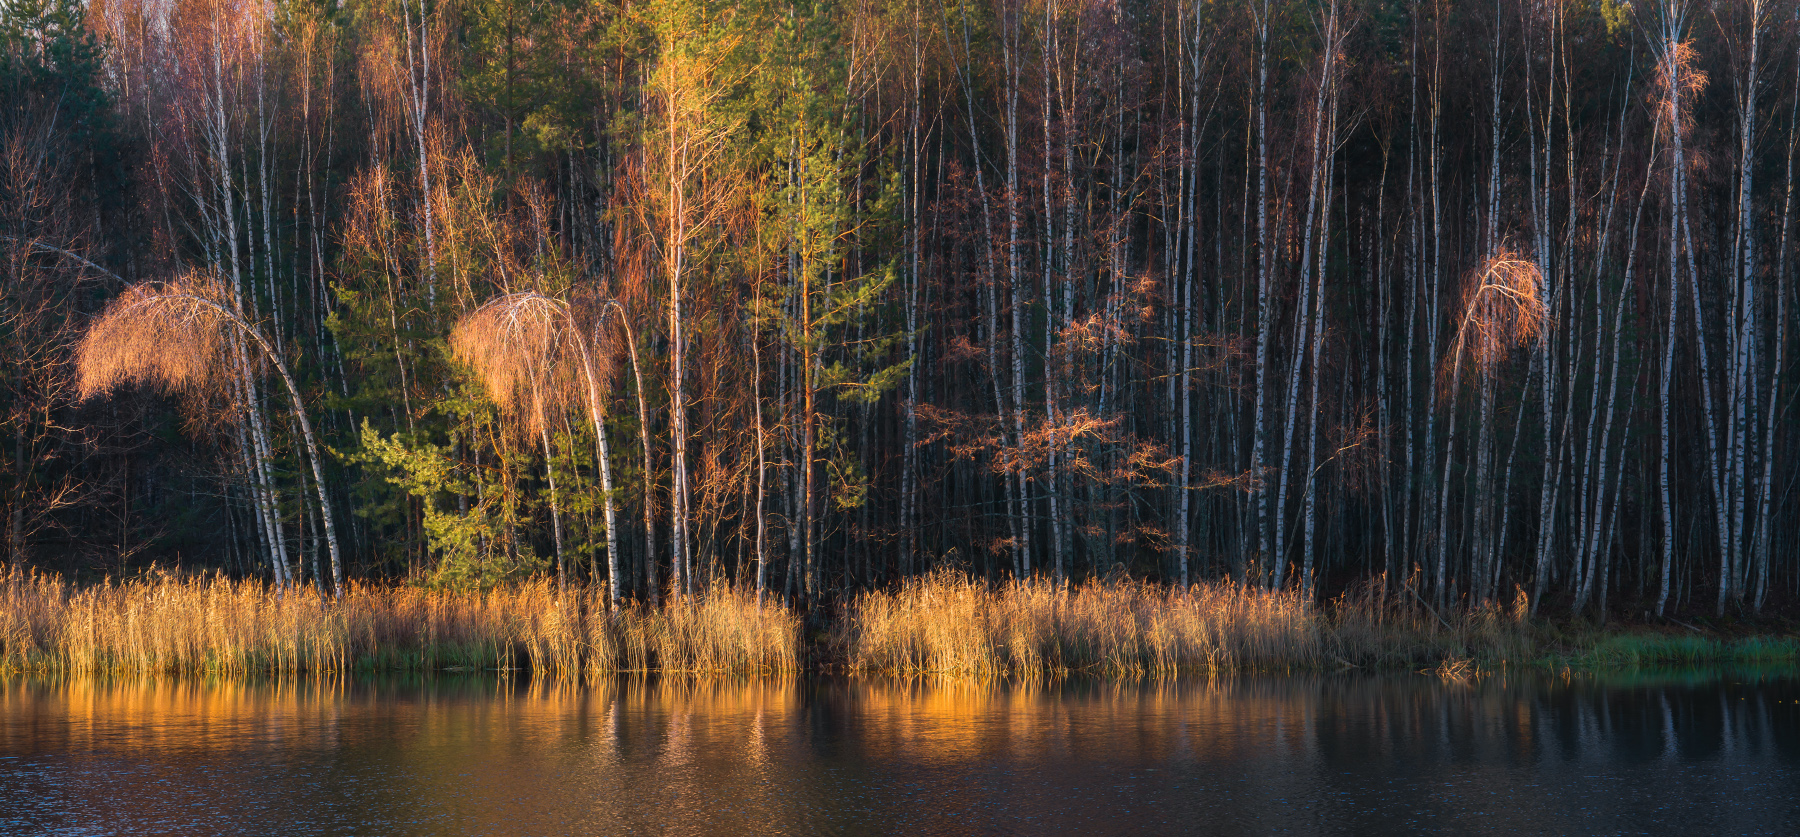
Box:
(0, 568, 799, 676)
(835, 570, 1326, 676)
(834, 571, 1538, 677)
(0, 568, 1547, 678)
(1326, 575, 1537, 669)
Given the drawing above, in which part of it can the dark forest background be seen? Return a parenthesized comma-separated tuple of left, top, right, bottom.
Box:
(3, 0, 1797, 617)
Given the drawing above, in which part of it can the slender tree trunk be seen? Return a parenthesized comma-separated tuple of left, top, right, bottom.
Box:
(1249, 0, 1273, 575)
(1273, 11, 1337, 588)
(1753, 50, 1798, 612)
(752, 314, 771, 601)
(1660, 11, 1686, 616)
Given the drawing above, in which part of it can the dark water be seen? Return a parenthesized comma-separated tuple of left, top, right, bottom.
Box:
(1, 671, 1797, 836)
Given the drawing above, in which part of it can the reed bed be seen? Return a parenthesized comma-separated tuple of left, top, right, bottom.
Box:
(0, 568, 799, 676)
(1324, 577, 1538, 669)
(5, 567, 1776, 679)
(833, 571, 1540, 676)
(835, 570, 1327, 676)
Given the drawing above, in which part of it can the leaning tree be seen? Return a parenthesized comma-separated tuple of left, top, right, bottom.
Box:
(75, 273, 344, 597)
(451, 290, 628, 605)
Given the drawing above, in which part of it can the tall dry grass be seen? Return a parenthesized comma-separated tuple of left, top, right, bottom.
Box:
(1326, 575, 1537, 670)
(834, 571, 1537, 676)
(0, 568, 798, 676)
(835, 570, 1325, 676)
(0, 567, 1543, 678)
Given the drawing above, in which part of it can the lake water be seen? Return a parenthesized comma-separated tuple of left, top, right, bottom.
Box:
(1, 670, 1796, 835)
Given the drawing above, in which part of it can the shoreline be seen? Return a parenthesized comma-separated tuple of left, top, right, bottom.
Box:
(2, 569, 1794, 678)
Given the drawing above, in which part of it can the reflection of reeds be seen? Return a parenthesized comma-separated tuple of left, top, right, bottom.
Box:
(0, 569, 798, 675)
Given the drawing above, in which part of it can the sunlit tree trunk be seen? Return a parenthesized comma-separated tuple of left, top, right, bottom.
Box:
(751, 312, 770, 601)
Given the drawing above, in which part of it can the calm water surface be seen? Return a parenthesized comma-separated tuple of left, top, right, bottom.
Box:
(1, 671, 1797, 835)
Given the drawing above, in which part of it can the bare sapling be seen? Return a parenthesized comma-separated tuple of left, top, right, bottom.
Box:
(1433, 252, 1546, 599)
(1441, 252, 1548, 397)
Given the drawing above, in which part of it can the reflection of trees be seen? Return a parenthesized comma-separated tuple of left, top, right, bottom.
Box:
(3, 674, 1797, 833)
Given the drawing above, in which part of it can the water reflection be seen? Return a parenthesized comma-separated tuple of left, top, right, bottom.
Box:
(2, 671, 1796, 835)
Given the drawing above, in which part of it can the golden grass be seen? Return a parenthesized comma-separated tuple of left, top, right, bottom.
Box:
(833, 571, 1537, 677)
(0, 567, 1559, 678)
(0, 568, 798, 676)
(835, 570, 1324, 676)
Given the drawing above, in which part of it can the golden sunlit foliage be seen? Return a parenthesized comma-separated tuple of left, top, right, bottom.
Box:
(73, 273, 240, 404)
(450, 291, 602, 440)
(1452, 253, 1547, 378)
(1438, 252, 1547, 399)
